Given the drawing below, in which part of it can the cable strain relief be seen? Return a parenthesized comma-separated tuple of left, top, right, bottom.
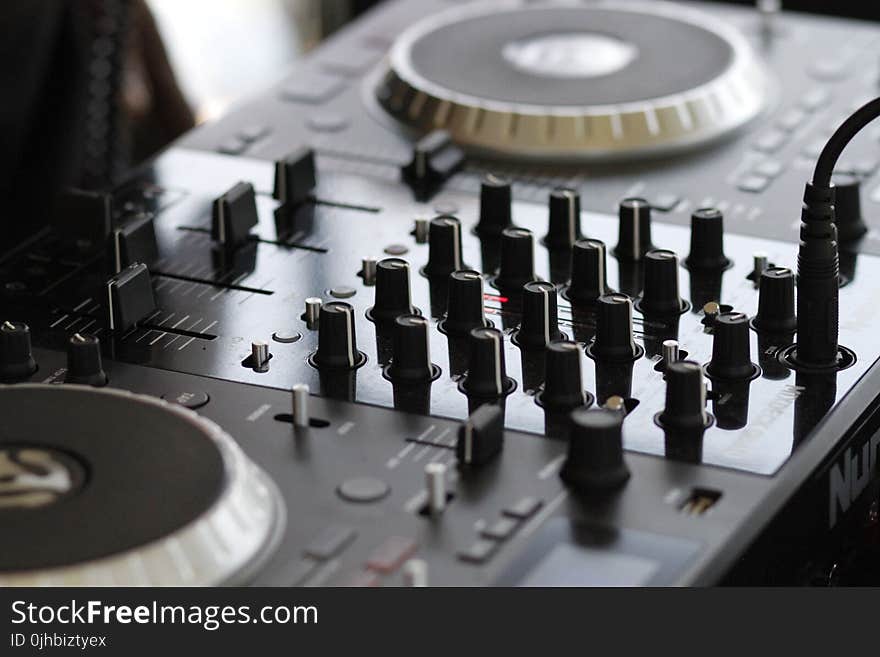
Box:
(801, 182, 835, 224)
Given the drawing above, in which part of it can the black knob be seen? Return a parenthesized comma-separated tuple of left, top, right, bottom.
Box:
(515, 281, 564, 349)
(685, 208, 730, 270)
(368, 258, 417, 323)
(422, 215, 465, 278)
(309, 302, 366, 370)
(543, 187, 582, 250)
(537, 340, 589, 411)
(65, 333, 108, 386)
(565, 238, 611, 304)
(475, 174, 513, 237)
(637, 249, 686, 315)
(493, 227, 536, 292)
(656, 361, 709, 431)
(752, 267, 796, 333)
(456, 404, 504, 467)
(459, 327, 515, 397)
(385, 315, 439, 382)
(614, 198, 653, 261)
(440, 270, 489, 337)
(832, 173, 868, 243)
(0, 321, 37, 382)
(211, 181, 258, 249)
(560, 409, 630, 492)
(706, 312, 757, 380)
(273, 146, 317, 206)
(588, 294, 641, 362)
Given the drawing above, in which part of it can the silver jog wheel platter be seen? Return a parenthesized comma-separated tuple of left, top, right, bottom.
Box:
(376, 0, 772, 161)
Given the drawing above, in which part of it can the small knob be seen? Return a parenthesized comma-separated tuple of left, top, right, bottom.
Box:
(493, 227, 536, 292)
(460, 327, 515, 397)
(456, 404, 504, 467)
(685, 208, 730, 270)
(0, 321, 37, 382)
(422, 215, 465, 278)
(309, 302, 366, 370)
(588, 294, 641, 362)
(385, 315, 439, 382)
(637, 249, 686, 315)
(537, 340, 589, 412)
(614, 198, 653, 261)
(752, 267, 796, 333)
(560, 409, 630, 492)
(515, 281, 564, 349)
(475, 174, 513, 237)
(367, 258, 417, 323)
(64, 333, 107, 386)
(565, 238, 611, 304)
(656, 361, 709, 431)
(425, 462, 448, 515)
(543, 187, 582, 250)
(440, 270, 489, 337)
(832, 173, 868, 243)
(706, 312, 757, 380)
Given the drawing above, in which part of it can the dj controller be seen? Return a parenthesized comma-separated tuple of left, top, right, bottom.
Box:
(3, 0, 880, 586)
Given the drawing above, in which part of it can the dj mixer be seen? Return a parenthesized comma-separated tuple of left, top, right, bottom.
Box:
(2, 0, 880, 585)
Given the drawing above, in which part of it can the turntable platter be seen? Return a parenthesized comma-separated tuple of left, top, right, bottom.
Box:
(0, 385, 284, 585)
(376, 1, 771, 160)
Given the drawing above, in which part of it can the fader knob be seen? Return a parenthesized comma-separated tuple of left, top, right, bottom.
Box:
(543, 188, 582, 250)
(588, 294, 640, 362)
(656, 361, 709, 431)
(386, 315, 439, 382)
(422, 215, 465, 278)
(0, 321, 37, 382)
(565, 239, 611, 304)
(537, 340, 589, 411)
(440, 270, 489, 336)
(64, 333, 107, 386)
(515, 281, 564, 349)
(456, 404, 504, 467)
(560, 409, 630, 492)
(637, 249, 686, 315)
(368, 258, 417, 323)
(460, 327, 515, 397)
(706, 312, 757, 380)
(614, 198, 653, 261)
(309, 302, 366, 370)
(475, 174, 513, 237)
(493, 227, 536, 292)
(752, 267, 796, 333)
(832, 173, 868, 243)
(685, 208, 730, 270)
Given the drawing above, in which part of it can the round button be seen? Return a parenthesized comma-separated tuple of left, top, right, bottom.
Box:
(337, 477, 390, 503)
(161, 390, 210, 409)
(272, 330, 302, 344)
(329, 286, 357, 299)
(384, 244, 409, 256)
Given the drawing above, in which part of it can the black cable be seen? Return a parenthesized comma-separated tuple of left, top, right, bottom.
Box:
(813, 96, 880, 188)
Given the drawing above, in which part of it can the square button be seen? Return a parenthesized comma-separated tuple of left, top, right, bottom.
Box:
(481, 517, 519, 541)
(279, 72, 345, 104)
(753, 131, 787, 154)
(737, 175, 770, 194)
(457, 539, 498, 564)
(365, 536, 418, 574)
(754, 160, 783, 179)
(303, 525, 357, 560)
(651, 194, 681, 212)
(503, 497, 543, 520)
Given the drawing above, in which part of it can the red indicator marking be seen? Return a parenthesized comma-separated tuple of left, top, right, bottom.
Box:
(484, 293, 508, 303)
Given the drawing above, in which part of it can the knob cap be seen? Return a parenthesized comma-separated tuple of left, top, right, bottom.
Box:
(832, 173, 868, 243)
(515, 281, 564, 349)
(368, 258, 417, 323)
(752, 267, 796, 333)
(543, 187, 582, 250)
(456, 404, 504, 467)
(309, 302, 366, 370)
(565, 239, 611, 304)
(440, 270, 489, 337)
(0, 321, 37, 382)
(637, 249, 686, 315)
(493, 227, 536, 292)
(64, 333, 108, 386)
(475, 174, 513, 237)
(460, 327, 515, 397)
(706, 312, 757, 380)
(588, 294, 641, 362)
(422, 215, 465, 278)
(615, 198, 653, 261)
(385, 315, 439, 382)
(560, 409, 630, 492)
(657, 361, 709, 430)
(685, 208, 730, 270)
(538, 340, 589, 411)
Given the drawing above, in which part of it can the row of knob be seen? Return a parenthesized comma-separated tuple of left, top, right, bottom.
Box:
(0, 321, 107, 385)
